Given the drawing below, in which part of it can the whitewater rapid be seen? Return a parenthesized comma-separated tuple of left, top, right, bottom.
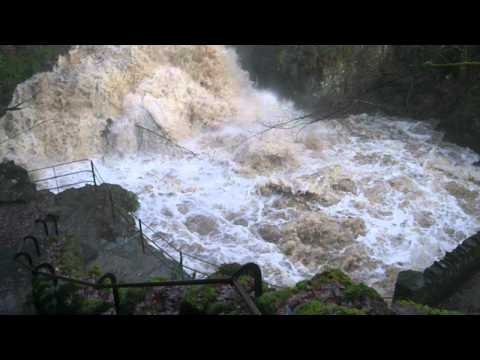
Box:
(2, 45, 480, 296)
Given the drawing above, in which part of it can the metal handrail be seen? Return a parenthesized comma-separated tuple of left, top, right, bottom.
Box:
(32, 170, 93, 184)
(27, 159, 287, 290)
(15, 251, 263, 315)
(28, 159, 91, 173)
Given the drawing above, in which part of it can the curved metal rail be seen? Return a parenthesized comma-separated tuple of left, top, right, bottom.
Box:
(15, 250, 264, 315)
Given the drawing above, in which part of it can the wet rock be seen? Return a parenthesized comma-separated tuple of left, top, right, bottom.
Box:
(257, 224, 282, 243)
(364, 181, 389, 204)
(185, 214, 219, 236)
(233, 218, 249, 227)
(275, 212, 367, 254)
(352, 200, 367, 210)
(388, 176, 417, 194)
(177, 203, 190, 215)
(444, 181, 479, 214)
(0, 160, 37, 204)
(332, 179, 357, 195)
(445, 181, 478, 201)
(414, 211, 435, 228)
(161, 208, 174, 217)
(234, 139, 300, 173)
(354, 153, 381, 165)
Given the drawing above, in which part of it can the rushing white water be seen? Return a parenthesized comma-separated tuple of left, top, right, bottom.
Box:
(2, 45, 480, 296)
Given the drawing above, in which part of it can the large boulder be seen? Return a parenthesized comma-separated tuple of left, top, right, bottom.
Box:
(256, 269, 391, 315)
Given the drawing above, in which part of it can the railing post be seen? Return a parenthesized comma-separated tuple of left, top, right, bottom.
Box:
(52, 166, 60, 194)
(46, 214, 59, 236)
(35, 219, 49, 238)
(139, 219, 145, 254)
(91, 161, 97, 188)
(34, 263, 59, 313)
(23, 236, 41, 257)
(98, 274, 121, 315)
(232, 263, 264, 299)
(108, 189, 116, 224)
(179, 251, 184, 280)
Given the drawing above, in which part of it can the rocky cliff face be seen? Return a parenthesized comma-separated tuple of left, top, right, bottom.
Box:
(0, 45, 71, 112)
(234, 45, 480, 153)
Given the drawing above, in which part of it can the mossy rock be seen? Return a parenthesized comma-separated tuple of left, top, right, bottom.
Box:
(108, 184, 140, 213)
(256, 288, 298, 315)
(310, 269, 354, 289)
(396, 300, 464, 316)
(344, 283, 383, 302)
(179, 285, 219, 315)
(208, 263, 243, 280)
(295, 301, 367, 315)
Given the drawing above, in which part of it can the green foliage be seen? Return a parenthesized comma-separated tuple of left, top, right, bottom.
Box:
(180, 286, 219, 315)
(295, 301, 367, 316)
(256, 288, 298, 315)
(0, 46, 67, 106)
(88, 265, 103, 280)
(118, 288, 148, 315)
(295, 280, 312, 292)
(397, 300, 464, 316)
(56, 235, 84, 278)
(205, 301, 236, 315)
(32, 277, 112, 315)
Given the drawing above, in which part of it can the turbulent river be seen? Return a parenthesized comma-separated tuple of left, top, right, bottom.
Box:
(1, 45, 480, 296)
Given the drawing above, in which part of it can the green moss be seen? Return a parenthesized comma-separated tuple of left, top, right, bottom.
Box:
(32, 278, 57, 314)
(212, 263, 243, 278)
(295, 280, 312, 292)
(149, 276, 169, 283)
(180, 286, 219, 315)
(295, 301, 367, 316)
(344, 283, 382, 302)
(88, 265, 103, 280)
(256, 288, 298, 315)
(310, 269, 354, 289)
(81, 298, 113, 315)
(109, 185, 140, 213)
(55, 235, 84, 278)
(398, 300, 464, 316)
(205, 301, 237, 315)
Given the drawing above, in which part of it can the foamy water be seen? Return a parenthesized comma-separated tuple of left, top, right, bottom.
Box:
(2, 45, 480, 296)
